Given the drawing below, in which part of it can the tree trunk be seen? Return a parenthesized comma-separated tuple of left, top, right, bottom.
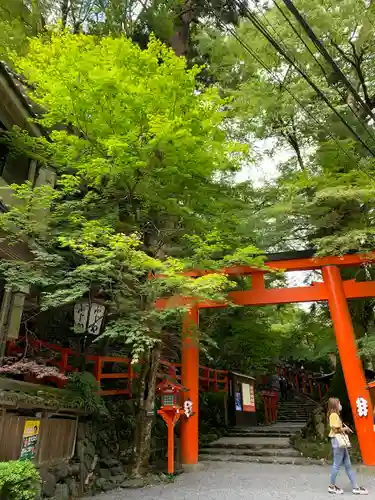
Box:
(131, 345, 161, 477)
(170, 0, 194, 57)
(61, 0, 70, 28)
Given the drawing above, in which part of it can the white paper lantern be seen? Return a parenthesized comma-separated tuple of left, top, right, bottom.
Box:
(74, 301, 105, 336)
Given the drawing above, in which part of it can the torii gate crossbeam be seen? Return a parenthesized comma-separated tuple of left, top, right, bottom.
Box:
(156, 251, 375, 467)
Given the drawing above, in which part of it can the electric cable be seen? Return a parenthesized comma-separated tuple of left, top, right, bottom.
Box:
(281, 0, 375, 123)
(232, 0, 375, 157)
(204, 4, 375, 181)
(257, 0, 375, 147)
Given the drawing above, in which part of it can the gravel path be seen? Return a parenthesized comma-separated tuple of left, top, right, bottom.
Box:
(90, 462, 375, 500)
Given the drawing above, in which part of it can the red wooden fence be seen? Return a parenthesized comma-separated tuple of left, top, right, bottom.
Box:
(6, 339, 228, 396)
(261, 390, 278, 425)
(5, 339, 328, 427)
(277, 365, 329, 403)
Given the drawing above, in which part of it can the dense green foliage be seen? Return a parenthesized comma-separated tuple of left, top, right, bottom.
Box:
(0, 30, 262, 474)
(0, 461, 40, 500)
(196, 0, 375, 255)
(1, 33, 263, 360)
(66, 372, 108, 414)
(193, 0, 375, 370)
(2, 0, 374, 383)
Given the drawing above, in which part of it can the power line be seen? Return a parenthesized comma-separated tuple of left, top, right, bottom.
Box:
(262, 0, 375, 147)
(281, 0, 375, 123)
(205, 5, 375, 181)
(254, 1, 328, 79)
(233, 0, 375, 157)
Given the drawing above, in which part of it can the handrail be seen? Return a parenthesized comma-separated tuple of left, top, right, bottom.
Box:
(276, 365, 329, 402)
(5, 339, 228, 396)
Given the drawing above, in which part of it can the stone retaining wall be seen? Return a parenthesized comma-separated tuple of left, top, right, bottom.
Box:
(39, 419, 131, 498)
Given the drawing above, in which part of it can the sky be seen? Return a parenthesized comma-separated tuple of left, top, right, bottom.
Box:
(239, 138, 313, 309)
(235, 137, 293, 186)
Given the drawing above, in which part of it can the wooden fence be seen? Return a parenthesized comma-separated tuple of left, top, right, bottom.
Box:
(0, 412, 77, 463)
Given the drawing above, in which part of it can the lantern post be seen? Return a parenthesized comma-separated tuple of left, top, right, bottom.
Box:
(156, 378, 193, 474)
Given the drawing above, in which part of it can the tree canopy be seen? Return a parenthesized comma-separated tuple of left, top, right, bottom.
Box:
(1, 0, 374, 379)
(192, 0, 375, 370)
(2, 1, 375, 467)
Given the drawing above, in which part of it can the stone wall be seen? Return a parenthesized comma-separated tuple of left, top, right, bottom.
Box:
(39, 419, 131, 498)
(301, 406, 327, 441)
(38, 403, 181, 499)
(39, 462, 80, 499)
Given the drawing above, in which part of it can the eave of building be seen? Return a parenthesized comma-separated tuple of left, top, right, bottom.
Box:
(0, 61, 43, 137)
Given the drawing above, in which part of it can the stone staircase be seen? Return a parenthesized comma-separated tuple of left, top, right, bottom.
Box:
(277, 396, 317, 423)
(200, 395, 321, 465)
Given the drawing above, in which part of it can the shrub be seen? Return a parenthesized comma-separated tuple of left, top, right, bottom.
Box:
(0, 356, 67, 381)
(293, 436, 362, 464)
(0, 460, 41, 500)
(65, 371, 108, 415)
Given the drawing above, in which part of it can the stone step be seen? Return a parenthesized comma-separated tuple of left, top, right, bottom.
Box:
(278, 416, 311, 420)
(279, 406, 316, 409)
(277, 416, 309, 420)
(278, 412, 315, 416)
(279, 400, 316, 404)
(278, 407, 314, 410)
(198, 454, 326, 466)
(265, 422, 306, 427)
(278, 409, 316, 413)
(200, 447, 301, 457)
(227, 427, 297, 433)
(277, 413, 310, 417)
(228, 424, 304, 433)
(277, 420, 308, 423)
(227, 432, 294, 438)
(277, 408, 314, 415)
(279, 406, 315, 410)
(279, 402, 317, 405)
(205, 437, 291, 450)
(277, 415, 308, 419)
(278, 407, 315, 411)
(277, 421, 307, 425)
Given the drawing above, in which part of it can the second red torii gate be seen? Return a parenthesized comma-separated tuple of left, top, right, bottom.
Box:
(156, 250, 375, 467)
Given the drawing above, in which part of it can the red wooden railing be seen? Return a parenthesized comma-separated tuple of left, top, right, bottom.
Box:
(5, 339, 328, 426)
(156, 361, 228, 393)
(277, 365, 329, 403)
(259, 367, 331, 425)
(261, 390, 278, 425)
(5, 339, 228, 396)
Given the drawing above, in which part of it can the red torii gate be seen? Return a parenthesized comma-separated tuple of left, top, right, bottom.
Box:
(156, 250, 375, 467)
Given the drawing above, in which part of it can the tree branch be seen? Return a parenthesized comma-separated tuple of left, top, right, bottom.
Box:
(330, 39, 356, 68)
(349, 41, 373, 110)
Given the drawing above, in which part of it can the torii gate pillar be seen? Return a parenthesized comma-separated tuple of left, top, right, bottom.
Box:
(181, 305, 199, 467)
(323, 265, 375, 465)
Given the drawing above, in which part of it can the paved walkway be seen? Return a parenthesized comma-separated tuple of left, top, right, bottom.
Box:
(91, 462, 375, 500)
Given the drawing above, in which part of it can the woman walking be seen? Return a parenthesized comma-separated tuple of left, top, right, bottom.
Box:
(328, 397, 368, 495)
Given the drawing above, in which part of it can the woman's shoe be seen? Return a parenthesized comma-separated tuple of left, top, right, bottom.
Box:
(352, 487, 368, 495)
(328, 485, 344, 495)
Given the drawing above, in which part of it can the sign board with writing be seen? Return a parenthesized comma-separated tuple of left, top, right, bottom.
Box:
(242, 382, 256, 412)
(20, 420, 40, 460)
(249, 383, 256, 412)
(229, 372, 257, 427)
